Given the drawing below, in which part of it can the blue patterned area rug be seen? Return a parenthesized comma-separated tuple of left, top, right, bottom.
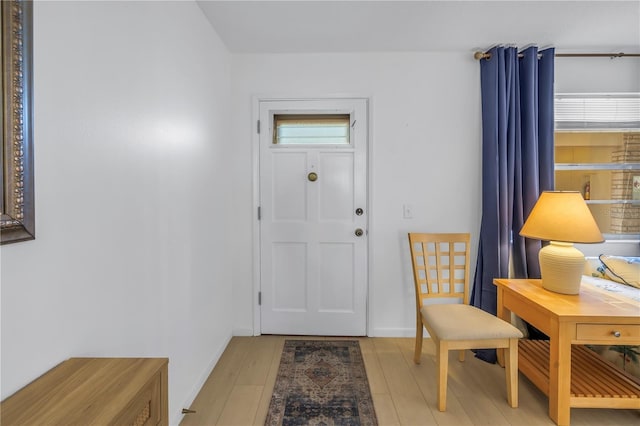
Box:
(265, 340, 378, 426)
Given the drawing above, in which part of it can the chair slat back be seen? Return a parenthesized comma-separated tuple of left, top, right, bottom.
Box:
(408, 233, 471, 309)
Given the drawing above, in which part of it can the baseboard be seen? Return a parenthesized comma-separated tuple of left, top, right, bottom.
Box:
(232, 326, 424, 338)
(369, 327, 427, 338)
(172, 332, 233, 426)
(232, 326, 255, 336)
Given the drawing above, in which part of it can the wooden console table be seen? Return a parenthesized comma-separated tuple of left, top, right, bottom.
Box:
(1, 357, 168, 426)
(494, 278, 640, 425)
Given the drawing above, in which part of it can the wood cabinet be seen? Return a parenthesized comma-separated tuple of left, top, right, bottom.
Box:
(1, 358, 168, 426)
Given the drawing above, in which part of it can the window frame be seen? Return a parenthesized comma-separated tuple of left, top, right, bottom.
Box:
(554, 93, 640, 240)
(272, 113, 352, 146)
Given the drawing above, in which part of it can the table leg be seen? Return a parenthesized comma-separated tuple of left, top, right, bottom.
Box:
(549, 321, 572, 426)
(496, 287, 509, 367)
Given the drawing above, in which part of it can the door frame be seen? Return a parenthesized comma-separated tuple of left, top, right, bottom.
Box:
(251, 95, 372, 336)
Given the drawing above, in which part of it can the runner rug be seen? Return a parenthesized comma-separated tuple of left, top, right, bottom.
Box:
(265, 340, 378, 426)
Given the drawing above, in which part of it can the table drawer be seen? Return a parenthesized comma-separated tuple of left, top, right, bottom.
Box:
(576, 323, 640, 343)
(113, 372, 161, 426)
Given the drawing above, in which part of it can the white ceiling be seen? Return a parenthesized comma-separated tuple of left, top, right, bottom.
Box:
(195, 0, 640, 54)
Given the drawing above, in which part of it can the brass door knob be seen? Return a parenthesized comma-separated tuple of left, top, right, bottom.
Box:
(308, 172, 318, 182)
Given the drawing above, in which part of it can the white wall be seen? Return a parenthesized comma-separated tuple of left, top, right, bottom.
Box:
(555, 57, 640, 93)
(0, 1, 233, 424)
(230, 52, 640, 338)
(230, 52, 483, 337)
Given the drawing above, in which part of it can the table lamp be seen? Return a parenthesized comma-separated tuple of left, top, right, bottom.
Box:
(520, 191, 604, 294)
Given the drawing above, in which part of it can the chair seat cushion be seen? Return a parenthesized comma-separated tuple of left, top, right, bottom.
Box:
(421, 304, 523, 340)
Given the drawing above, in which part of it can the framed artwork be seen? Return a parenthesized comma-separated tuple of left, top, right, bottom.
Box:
(1, 0, 34, 244)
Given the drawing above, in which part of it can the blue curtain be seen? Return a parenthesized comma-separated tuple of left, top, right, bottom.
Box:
(471, 46, 555, 363)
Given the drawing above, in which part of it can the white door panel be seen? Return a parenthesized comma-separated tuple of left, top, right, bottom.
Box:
(259, 98, 368, 336)
(318, 242, 354, 312)
(318, 153, 354, 221)
(272, 152, 308, 221)
(272, 242, 307, 311)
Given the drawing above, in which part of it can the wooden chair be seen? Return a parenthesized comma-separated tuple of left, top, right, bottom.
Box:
(408, 232, 523, 411)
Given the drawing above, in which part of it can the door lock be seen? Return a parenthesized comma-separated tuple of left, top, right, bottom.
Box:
(355, 208, 364, 216)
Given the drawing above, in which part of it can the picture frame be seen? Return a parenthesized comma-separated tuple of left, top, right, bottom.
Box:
(1, 0, 34, 245)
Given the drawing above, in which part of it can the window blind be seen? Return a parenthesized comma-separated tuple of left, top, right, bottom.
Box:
(555, 94, 640, 130)
(273, 114, 350, 145)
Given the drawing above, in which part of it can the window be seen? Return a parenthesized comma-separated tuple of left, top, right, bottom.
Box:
(273, 114, 350, 145)
(554, 94, 640, 239)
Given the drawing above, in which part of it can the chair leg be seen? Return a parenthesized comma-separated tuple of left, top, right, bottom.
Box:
(496, 347, 505, 367)
(414, 318, 423, 364)
(504, 338, 519, 408)
(458, 350, 465, 362)
(437, 340, 449, 411)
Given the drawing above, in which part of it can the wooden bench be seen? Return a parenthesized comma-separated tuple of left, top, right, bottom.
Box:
(1, 358, 168, 425)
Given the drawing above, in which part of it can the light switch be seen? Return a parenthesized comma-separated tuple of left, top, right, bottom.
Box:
(403, 204, 413, 219)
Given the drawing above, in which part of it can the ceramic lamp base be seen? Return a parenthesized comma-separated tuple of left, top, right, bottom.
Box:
(538, 241, 585, 295)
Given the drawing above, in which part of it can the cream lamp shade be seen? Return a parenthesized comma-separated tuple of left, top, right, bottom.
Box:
(520, 191, 604, 294)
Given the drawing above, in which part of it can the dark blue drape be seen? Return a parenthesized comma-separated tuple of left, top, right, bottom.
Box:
(471, 46, 555, 363)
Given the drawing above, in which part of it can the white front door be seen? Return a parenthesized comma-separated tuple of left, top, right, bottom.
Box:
(259, 98, 368, 335)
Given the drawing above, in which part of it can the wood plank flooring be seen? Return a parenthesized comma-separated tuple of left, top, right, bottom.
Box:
(180, 336, 640, 425)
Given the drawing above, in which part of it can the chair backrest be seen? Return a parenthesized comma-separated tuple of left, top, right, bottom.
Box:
(408, 233, 471, 310)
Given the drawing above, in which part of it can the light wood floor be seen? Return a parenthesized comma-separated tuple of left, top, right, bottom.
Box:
(180, 336, 640, 426)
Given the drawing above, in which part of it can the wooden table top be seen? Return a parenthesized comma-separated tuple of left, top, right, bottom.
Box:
(493, 278, 640, 321)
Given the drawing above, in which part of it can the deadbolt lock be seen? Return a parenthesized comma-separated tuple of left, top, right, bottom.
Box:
(355, 208, 364, 216)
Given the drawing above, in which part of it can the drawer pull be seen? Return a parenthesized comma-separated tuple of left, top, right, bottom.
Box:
(612, 331, 621, 338)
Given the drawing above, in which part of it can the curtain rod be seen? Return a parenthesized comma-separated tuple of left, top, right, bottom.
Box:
(473, 51, 640, 60)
